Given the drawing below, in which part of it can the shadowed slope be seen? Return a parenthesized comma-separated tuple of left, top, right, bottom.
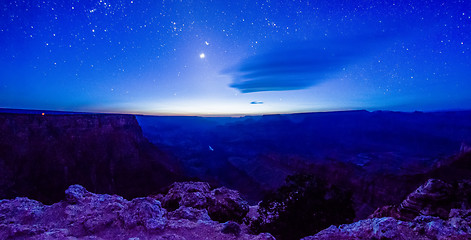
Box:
(0, 113, 183, 203)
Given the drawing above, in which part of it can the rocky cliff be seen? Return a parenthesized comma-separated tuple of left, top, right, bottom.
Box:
(0, 113, 182, 203)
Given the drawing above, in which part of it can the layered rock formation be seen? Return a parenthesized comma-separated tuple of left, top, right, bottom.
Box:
(367, 151, 471, 221)
(370, 178, 469, 221)
(0, 184, 274, 240)
(303, 178, 471, 240)
(0, 113, 182, 203)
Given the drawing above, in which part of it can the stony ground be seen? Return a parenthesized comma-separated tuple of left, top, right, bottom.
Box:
(0, 182, 274, 240)
(2, 179, 471, 239)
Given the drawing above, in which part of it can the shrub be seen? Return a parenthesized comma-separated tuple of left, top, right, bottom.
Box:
(250, 174, 355, 240)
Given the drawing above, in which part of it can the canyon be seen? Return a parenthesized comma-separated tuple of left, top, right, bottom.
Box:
(1, 109, 471, 239)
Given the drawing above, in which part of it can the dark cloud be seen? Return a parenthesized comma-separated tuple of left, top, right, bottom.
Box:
(226, 34, 390, 93)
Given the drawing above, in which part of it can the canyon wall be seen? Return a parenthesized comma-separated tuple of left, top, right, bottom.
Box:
(0, 113, 183, 203)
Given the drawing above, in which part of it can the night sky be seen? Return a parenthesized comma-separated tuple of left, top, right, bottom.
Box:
(1, 0, 470, 115)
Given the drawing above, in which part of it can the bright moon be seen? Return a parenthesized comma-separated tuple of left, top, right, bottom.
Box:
(199, 53, 205, 59)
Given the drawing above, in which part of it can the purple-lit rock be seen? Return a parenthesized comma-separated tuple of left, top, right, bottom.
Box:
(162, 182, 212, 210)
(371, 178, 471, 221)
(161, 181, 249, 223)
(303, 213, 471, 240)
(208, 186, 249, 223)
(168, 206, 211, 221)
(303, 178, 471, 240)
(0, 184, 273, 240)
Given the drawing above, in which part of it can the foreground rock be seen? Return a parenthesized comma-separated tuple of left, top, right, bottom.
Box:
(371, 178, 471, 221)
(161, 182, 249, 223)
(303, 211, 471, 240)
(303, 178, 471, 240)
(0, 184, 274, 240)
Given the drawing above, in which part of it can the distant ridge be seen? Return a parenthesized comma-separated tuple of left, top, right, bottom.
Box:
(0, 108, 96, 115)
(3, 107, 471, 118)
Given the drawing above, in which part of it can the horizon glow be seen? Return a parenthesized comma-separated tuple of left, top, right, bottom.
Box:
(0, 0, 470, 115)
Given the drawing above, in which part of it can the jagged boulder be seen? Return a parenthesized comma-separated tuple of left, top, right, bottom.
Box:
(207, 187, 249, 223)
(162, 182, 212, 210)
(121, 197, 167, 230)
(304, 179, 471, 240)
(399, 179, 452, 219)
(371, 179, 471, 221)
(161, 182, 249, 223)
(65, 183, 92, 204)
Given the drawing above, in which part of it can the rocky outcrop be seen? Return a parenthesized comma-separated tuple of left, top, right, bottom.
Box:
(0, 113, 183, 203)
(399, 179, 453, 219)
(371, 178, 471, 221)
(161, 182, 249, 223)
(303, 210, 471, 240)
(162, 182, 212, 210)
(0, 184, 274, 240)
(303, 178, 471, 240)
(0, 184, 168, 237)
(208, 187, 250, 223)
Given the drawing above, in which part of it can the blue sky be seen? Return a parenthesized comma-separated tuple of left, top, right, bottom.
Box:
(0, 0, 470, 115)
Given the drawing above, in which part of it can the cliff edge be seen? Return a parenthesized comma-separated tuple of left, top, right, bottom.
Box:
(0, 113, 182, 203)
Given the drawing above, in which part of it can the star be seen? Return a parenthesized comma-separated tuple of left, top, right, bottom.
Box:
(0, 0, 469, 115)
